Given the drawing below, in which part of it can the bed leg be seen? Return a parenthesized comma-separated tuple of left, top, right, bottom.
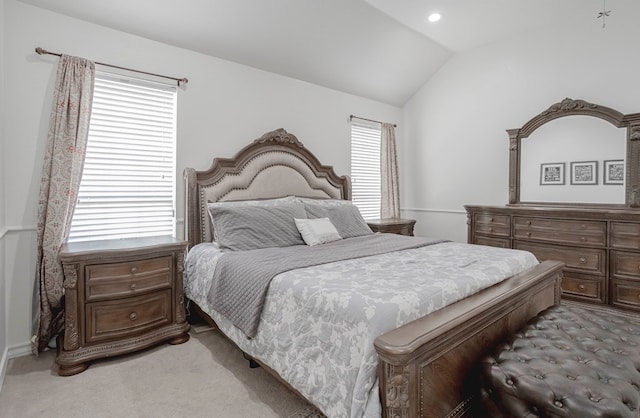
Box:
(243, 352, 261, 368)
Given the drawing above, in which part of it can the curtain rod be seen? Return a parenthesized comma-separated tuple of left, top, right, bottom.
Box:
(35, 47, 188, 86)
(349, 114, 396, 128)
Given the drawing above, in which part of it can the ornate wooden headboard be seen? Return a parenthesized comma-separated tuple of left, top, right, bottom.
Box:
(183, 128, 351, 248)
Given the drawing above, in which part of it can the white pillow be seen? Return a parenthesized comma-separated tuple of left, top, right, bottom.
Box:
(294, 217, 342, 246)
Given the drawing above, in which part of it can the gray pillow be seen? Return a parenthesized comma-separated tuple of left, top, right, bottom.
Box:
(303, 201, 373, 239)
(207, 197, 296, 240)
(209, 202, 306, 250)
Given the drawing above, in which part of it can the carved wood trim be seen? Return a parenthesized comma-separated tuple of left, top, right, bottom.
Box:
(519, 98, 625, 138)
(62, 263, 80, 350)
(254, 128, 304, 147)
(175, 251, 186, 324)
(381, 363, 411, 417)
(183, 167, 200, 250)
(507, 130, 520, 205)
(56, 323, 189, 366)
(508, 98, 640, 207)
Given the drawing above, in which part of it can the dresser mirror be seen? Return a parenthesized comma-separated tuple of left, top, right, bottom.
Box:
(508, 98, 640, 207)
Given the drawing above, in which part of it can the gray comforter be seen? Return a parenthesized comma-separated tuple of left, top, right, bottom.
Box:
(185, 240, 540, 417)
(208, 234, 443, 337)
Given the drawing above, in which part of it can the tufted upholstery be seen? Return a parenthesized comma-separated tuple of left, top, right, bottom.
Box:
(481, 304, 640, 418)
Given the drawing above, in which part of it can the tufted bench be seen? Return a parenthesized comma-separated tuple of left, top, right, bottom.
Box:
(480, 303, 640, 418)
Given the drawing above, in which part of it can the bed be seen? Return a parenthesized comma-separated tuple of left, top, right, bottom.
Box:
(182, 128, 564, 418)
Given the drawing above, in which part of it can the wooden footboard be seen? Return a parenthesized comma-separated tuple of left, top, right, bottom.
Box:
(374, 260, 564, 418)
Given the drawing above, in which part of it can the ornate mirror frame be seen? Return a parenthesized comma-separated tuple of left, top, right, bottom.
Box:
(508, 98, 640, 207)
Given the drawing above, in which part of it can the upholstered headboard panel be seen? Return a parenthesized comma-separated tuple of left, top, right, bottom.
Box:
(183, 128, 351, 248)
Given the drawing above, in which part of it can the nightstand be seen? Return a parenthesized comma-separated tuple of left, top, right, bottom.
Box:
(56, 236, 190, 376)
(367, 218, 416, 236)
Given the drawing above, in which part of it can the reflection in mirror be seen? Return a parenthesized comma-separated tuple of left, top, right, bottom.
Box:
(508, 98, 640, 207)
(520, 116, 626, 204)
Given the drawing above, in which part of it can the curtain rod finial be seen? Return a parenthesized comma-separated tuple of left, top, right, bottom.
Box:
(35, 47, 46, 55)
(178, 78, 189, 86)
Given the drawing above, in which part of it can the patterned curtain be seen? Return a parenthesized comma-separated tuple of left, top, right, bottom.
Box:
(381, 123, 400, 218)
(32, 55, 95, 354)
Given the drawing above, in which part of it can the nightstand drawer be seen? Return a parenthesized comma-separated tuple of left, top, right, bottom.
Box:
(86, 256, 173, 301)
(86, 290, 172, 344)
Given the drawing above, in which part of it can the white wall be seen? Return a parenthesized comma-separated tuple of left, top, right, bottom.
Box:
(3, 0, 402, 351)
(402, 7, 640, 243)
(0, 0, 8, 388)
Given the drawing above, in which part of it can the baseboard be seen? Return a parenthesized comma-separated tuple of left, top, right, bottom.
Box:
(0, 341, 33, 390)
(8, 342, 32, 359)
(0, 346, 7, 392)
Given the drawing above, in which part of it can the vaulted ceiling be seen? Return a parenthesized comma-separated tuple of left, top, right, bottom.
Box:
(18, 0, 631, 106)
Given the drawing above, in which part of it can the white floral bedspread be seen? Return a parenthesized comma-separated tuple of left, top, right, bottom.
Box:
(184, 241, 538, 418)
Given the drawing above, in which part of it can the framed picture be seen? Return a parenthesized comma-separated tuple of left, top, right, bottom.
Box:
(540, 162, 565, 185)
(570, 161, 598, 185)
(603, 159, 624, 185)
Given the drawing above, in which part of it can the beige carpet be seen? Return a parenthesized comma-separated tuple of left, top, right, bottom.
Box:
(0, 327, 326, 418)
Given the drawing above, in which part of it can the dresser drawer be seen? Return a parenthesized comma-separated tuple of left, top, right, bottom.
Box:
(86, 290, 172, 344)
(513, 217, 606, 247)
(611, 222, 640, 250)
(611, 278, 640, 311)
(514, 241, 605, 275)
(474, 236, 510, 248)
(561, 273, 605, 303)
(611, 251, 640, 279)
(86, 256, 173, 301)
(474, 214, 510, 237)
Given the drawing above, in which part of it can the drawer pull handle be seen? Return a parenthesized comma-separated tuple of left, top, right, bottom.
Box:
(130, 266, 138, 274)
(489, 217, 494, 222)
(130, 283, 137, 291)
(526, 232, 531, 237)
(129, 312, 137, 321)
(580, 236, 586, 242)
(527, 220, 532, 226)
(578, 257, 587, 264)
(489, 227, 493, 232)
(578, 284, 586, 291)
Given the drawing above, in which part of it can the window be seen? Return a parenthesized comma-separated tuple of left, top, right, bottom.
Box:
(68, 71, 177, 242)
(350, 120, 381, 220)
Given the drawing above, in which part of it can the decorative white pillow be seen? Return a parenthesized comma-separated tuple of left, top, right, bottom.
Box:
(294, 217, 342, 246)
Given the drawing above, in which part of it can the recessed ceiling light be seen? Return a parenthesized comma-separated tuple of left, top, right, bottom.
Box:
(428, 13, 441, 23)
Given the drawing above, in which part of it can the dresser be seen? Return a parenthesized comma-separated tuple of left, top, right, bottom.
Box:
(367, 218, 416, 236)
(465, 205, 640, 311)
(57, 236, 190, 376)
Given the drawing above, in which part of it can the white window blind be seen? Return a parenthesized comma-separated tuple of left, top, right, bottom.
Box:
(350, 120, 381, 220)
(68, 71, 177, 242)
